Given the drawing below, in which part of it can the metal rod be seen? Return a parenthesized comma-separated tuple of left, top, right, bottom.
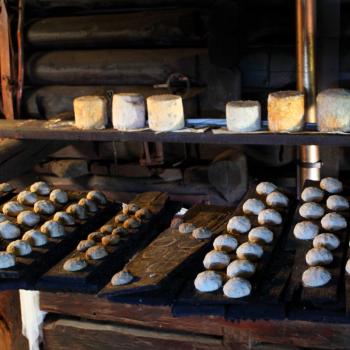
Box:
(297, 0, 320, 194)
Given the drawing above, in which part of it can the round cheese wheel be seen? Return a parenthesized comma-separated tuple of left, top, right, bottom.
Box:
(30, 181, 51, 196)
(7, 240, 32, 256)
(293, 221, 319, 240)
(236, 242, 263, 261)
(301, 186, 324, 202)
(302, 266, 331, 287)
(320, 177, 343, 194)
(74, 96, 107, 130)
(258, 209, 282, 226)
(242, 198, 265, 215)
(268, 91, 304, 132)
(147, 94, 184, 132)
(213, 234, 238, 252)
(0, 221, 21, 239)
(226, 259, 255, 278)
(192, 227, 213, 240)
(299, 202, 325, 219)
(17, 191, 38, 206)
(227, 216, 251, 234)
(17, 211, 40, 227)
(0, 183, 13, 193)
(317, 89, 350, 132)
(305, 247, 333, 266)
(22, 230, 48, 247)
(326, 195, 349, 211)
(313, 233, 340, 251)
(203, 250, 230, 270)
(111, 270, 134, 286)
(50, 189, 68, 205)
(266, 191, 289, 208)
(223, 277, 252, 298)
(63, 257, 87, 272)
(226, 100, 261, 132)
(321, 212, 347, 231)
(256, 182, 277, 196)
(248, 226, 273, 244)
(0, 252, 16, 268)
(112, 93, 146, 130)
(194, 270, 222, 292)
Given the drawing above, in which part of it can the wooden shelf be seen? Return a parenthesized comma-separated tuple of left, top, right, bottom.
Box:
(0, 119, 349, 145)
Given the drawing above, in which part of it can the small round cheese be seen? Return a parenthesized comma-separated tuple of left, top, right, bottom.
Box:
(111, 270, 134, 286)
(112, 93, 146, 130)
(258, 209, 282, 226)
(313, 233, 340, 251)
(85, 245, 108, 260)
(178, 222, 196, 234)
(320, 177, 343, 194)
(317, 89, 350, 132)
(227, 259, 255, 278)
(63, 257, 87, 272)
(256, 182, 277, 196)
(227, 216, 251, 234)
(0, 252, 15, 268)
(306, 247, 333, 266)
(242, 198, 265, 215)
(123, 217, 141, 229)
(3, 201, 24, 217)
(147, 94, 185, 132)
(49, 189, 68, 205)
(41, 220, 65, 238)
(7, 240, 32, 256)
(236, 242, 263, 261)
(321, 212, 347, 231)
(0, 221, 21, 239)
(248, 226, 273, 244)
(17, 211, 40, 227)
(34, 200, 55, 215)
(122, 203, 140, 215)
(326, 195, 349, 211)
(66, 204, 87, 220)
(76, 239, 96, 252)
(213, 234, 238, 252)
(87, 231, 105, 242)
(100, 224, 114, 234)
(112, 227, 128, 236)
(266, 191, 289, 208)
(299, 202, 325, 219)
(194, 270, 223, 292)
(101, 234, 120, 246)
(203, 250, 230, 270)
(293, 221, 319, 240)
(17, 191, 38, 206)
(74, 95, 107, 130)
(223, 277, 252, 298)
(135, 208, 152, 221)
(346, 259, 350, 275)
(302, 266, 331, 287)
(78, 198, 98, 213)
(115, 214, 129, 224)
(0, 183, 13, 193)
(22, 230, 48, 247)
(53, 211, 75, 226)
(192, 227, 213, 240)
(301, 187, 324, 203)
(86, 191, 107, 205)
(226, 100, 261, 132)
(268, 90, 304, 132)
(30, 181, 51, 196)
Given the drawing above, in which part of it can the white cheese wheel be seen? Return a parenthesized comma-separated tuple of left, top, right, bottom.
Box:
(317, 89, 350, 132)
(302, 266, 331, 287)
(0, 183, 13, 193)
(53, 211, 75, 226)
(268, 91, 304, 132)
(74, 96, 107, 130)
(78, 198, 98, 213)
(293, 221, 319, 240)
(227, 216, 251, 234)
(320, 177, 343, 194)
(41, 220, 65, 238)
(226, 259, 255, 278)
(22, 230, 48, 247)
(85, 245, 108, 260)
(17, 191, 38, 206)
(236, 242, 263, 261)
(248, 226, 273, 244)
(299, 202, 325, 219)
(301, 187, 324, 202)
(34, 200, 55, 215)
(313, 233, 340, 251)
(112, 93, 146, 130)
(178, 222, 196, 234)
(266, 191, 289, 208)
(321, 212, 347, 231)
(192, 227, 213, 240)
(86, 191, 107, 205)
(3, 201, 24, 217)
(194, 270, 222, 292)
(226, 100, 261, 132)
(76, 239, 96, 252)
(203, 250, 230, 270)
(0, 221, 21, 239)
(257, 209, 282, 226)
(101, 234, 120, 246)
(223, 277, 251, 298)
(17, 211, 40, 227)
(7, 240, 32, 256)
(0, 252, 16, 268)
(256, 182, 277, 196)
(111, 270, 134, 286)
(326, 195, 349, 211)
(306, 247, 333, 266)
(50, 189, 68, 205)
(66, 204, 87, 220)
(213, 234, 238, 252)
(147, 94, 184, 132)
(30, 181, 51, 195)
(63, 257, 87, 272)
(242, 198, 265, 215)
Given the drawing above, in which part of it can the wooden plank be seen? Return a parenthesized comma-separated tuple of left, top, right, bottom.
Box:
(37, 192, 177, 293)
(0, 119, 350, 145)
(98, 204, 235, 298)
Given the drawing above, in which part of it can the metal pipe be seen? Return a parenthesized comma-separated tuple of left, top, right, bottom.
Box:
(297, 0, 320, 194)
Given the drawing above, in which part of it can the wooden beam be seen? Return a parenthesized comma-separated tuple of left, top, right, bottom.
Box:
(0, 0, 14, 119)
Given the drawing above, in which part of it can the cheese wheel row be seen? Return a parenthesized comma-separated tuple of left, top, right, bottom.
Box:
(74, 93, 184, 132)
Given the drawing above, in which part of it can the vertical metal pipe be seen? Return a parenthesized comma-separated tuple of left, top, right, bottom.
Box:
(297, 0, 320, 194)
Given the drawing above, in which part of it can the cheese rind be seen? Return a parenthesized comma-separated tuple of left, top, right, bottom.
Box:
(147, 94, 184, 131)
(112, 93, 145, 130)
(268, 91, 304, 132)
(74, 96, 107, 130)
(317, 89, 350, 132)
(226, 100, 261, 132)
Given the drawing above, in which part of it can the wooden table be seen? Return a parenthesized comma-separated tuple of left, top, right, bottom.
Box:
(40, 291, 350, 350)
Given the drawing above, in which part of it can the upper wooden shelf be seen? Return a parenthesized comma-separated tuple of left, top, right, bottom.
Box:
(0, 119, 349, 145)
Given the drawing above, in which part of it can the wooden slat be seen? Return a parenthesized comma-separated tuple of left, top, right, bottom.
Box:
(1, 119, 350, 145)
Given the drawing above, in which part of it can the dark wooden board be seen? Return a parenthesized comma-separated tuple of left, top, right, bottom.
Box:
(2, 119, 350, 145)
(284, 180, 350, 309)
(175, 184, 293, 311)
(37, 192, 178, 293)
(0, 190, 119, 290)
(98, 204, 236, 298)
